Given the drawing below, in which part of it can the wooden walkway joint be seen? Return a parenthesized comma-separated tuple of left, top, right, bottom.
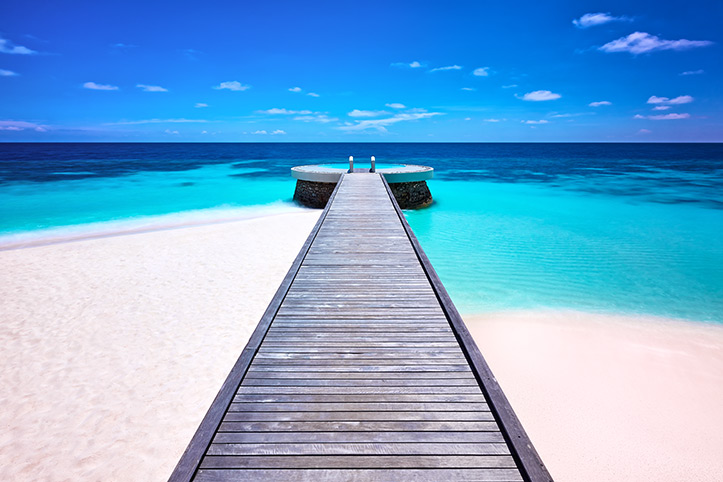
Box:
(170, 173, 552, 481)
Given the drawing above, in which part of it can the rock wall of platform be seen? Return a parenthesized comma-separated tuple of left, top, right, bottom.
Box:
(294, 179, 433, 209)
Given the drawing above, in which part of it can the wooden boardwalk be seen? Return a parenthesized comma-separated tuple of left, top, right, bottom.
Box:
(170, 173, 551, 481)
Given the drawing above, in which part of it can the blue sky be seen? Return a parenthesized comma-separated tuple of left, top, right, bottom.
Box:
(1, 0, 721, 142)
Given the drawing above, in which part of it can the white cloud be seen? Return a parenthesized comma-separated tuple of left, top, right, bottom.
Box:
(213, 81, 251, 91)
(338, 112, 442, 133)
(0, 37, 37, 55)
(195, 103, 208, 108)
(385, 103, 406, 109)
(288, 86, 302, 92)
(392, 61, 422, 68)
(680, 69, 704, 76)
(461, 87, 476, 91)
(502, 84, 518, 89)
(271, 129, 286, 135)
(465, 118, 471, 121)
(519, 90, 561, 101)
(522, 119, 549, 124)
(652, 106, 671, 111)
(257, 108, 313, 115)
(294, 114, 338, 123)
(600, 32, 713, 55)
(252, 129, 287, 135)
(647, 95, 694, 105)
(0, 69, 18, 76)
(638, 129, 652, 134)
(253, 130, 268, 135)
(164, 129, 180, 135)
(0, 120, 48, 132)
(589, 101, 612, 107)
(83, 81, 119, 91)
(307, 92, 320, 97)
(348, 109, 389, 118)
(107, 118, 208, 125)
(136, 84, 168, 92)
(430, 65, 462, 72)
(634, 113, 690, 120)
(472, 67, 490, 77)
(573, 13, 630, 29)
(483, 118, 503, 122)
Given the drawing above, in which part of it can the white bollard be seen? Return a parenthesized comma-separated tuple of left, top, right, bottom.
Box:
(348, 156, 354, 173)
(370, 156, 376, 173)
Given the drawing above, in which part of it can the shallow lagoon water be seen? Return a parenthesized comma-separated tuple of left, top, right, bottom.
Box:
(1, 142, 721, 322)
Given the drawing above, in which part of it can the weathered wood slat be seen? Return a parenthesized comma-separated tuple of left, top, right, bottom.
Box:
(221, 411, 495, 422)
(212, 431, 505, 444)
(206, 442, 511, 456)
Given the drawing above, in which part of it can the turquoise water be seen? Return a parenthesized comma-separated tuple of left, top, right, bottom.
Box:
(1, 143, 721, 323)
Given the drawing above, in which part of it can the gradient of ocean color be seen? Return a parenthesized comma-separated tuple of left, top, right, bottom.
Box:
(1, 143, 721, 323)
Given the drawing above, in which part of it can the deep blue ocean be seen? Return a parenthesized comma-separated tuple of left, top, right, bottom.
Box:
(1, 143, 721, 322)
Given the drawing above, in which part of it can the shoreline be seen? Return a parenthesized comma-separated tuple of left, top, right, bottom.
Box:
(0, 202, 310, 251)
(464, 309, 723, 482)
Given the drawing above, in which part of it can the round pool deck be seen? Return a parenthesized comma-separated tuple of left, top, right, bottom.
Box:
(291, 164, 433, 184)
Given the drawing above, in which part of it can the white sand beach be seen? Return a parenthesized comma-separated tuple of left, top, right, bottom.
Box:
(0, 210, 321, 481)
(466, 310, 723, 482)
(1, 213, 722, 481)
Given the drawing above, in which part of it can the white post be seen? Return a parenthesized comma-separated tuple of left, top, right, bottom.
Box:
(370, 156, 376, 173)
(348, 156, 354, 173)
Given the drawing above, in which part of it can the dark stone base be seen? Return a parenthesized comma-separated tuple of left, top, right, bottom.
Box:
(294, 179, 433, 210)
(388, 181, 433, 209)
(293, 180, 338, 208)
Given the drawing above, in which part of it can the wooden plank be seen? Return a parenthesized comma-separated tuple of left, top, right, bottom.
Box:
(212, 431, 505, 444)
(221, 411, 495, 422)
(195, 468, 523, 481)
(218, 420, 501, 431)
(206, 442, 511, 456)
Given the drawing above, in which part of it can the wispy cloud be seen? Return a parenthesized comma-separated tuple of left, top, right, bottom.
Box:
(573, 12, 630, 29)
(195, 103, 208, 108)
(461, 87, 476, 91)
(680, 69, 704, 76)
(652, 106, 670, 110)
(213, 81, 250, 91)
(472, 67, 490, 77)
(518, 90, 561, 101)
(294, 114, 338, 123)
(638, 129, 652, 134)
(0, 69, 18, 76)
(136, 84, 168, 92)
(258, 108, 314, 115)
(111, 43, 138, 49)
(430, 65, 462, 72)
(483, 118, 504, 122)
(391, 61, 422, 68)
(522, 119, 549, 124)
(288, 87, 302, 92)
(385, 103, 406, 109)
(338, 112, 442, 133)
(634, 113, 690, 120)
(106, 118, 209, 125)
(589, 101, 612, 107)
(647, 95, 694, 105)
(164, 129, 180, 135)
(253, 129, 286, 135)
(307, 92, 320, 97)
(0, 37, 37, 55)
(600, 32, 713, 55)
(83, 81, 119, 91)
(0, 120, 48, 132)
(502, 84, 517, 89)
(348, 109, 389, 118)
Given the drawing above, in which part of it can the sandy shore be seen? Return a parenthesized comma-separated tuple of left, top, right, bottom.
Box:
(2, 212, 722, 481)
(0, 210, 320, 481)
(465, 310, 723, 482)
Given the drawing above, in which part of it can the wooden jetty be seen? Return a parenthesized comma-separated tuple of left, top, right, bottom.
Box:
(170, 172, 551, 481)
